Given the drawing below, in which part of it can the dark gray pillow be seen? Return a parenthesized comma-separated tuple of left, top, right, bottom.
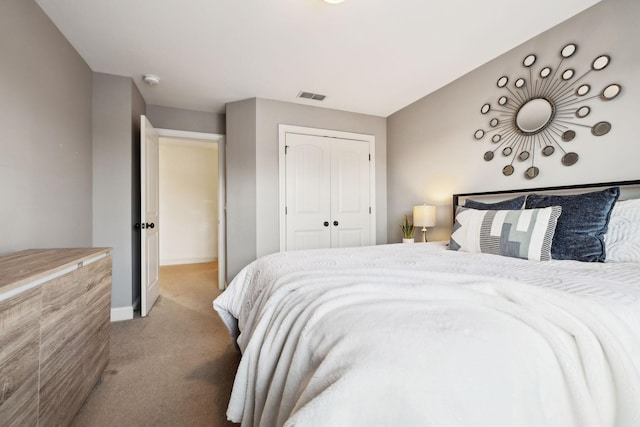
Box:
(464, 195, 526, 210)
(524, 187, 620, 262)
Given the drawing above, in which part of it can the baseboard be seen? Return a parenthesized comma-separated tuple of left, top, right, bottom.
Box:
(111, 305, 134, 322)
(160, 257, 217, 266)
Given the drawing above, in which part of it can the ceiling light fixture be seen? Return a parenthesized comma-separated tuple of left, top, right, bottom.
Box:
(142, 74, 160, 85)
(323, 0, 344, 4)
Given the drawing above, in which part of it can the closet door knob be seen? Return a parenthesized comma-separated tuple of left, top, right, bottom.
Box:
(323, 221, 329, 227)
(333, 221, 339, 226)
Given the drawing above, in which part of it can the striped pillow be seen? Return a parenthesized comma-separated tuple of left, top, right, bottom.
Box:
(449, 206, 562, 261)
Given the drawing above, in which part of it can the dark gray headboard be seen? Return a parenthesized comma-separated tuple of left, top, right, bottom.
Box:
(452, 179, 640, 224)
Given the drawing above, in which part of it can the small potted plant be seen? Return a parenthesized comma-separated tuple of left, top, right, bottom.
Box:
(400, 214, 414, 243)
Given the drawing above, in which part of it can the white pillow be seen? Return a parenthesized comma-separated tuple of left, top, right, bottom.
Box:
(604, 199, 640, 263)
(449, 206, 561, 261)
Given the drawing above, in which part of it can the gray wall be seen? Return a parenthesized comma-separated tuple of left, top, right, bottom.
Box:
(92, 73, 146, 309)
(0, 0, 93, 254)
(131, 82, 145, 306)
(387, 0, 640, 243)
(147, 105, 225, 135)
(225, 99, 257, 282)
(225, 97, 387, 281)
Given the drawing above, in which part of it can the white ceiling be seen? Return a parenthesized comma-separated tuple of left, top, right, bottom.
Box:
(36, 0, 600, 117)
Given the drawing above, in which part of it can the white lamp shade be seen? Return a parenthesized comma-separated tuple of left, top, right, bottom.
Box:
(413, 205, 436, 227)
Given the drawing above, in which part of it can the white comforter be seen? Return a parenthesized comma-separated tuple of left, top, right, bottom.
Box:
(214, 243, 640, 427)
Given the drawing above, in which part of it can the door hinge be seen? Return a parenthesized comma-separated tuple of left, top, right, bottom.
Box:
(285, 206, 288, 215)
(369, 207, 371, 214)
(285, 145, 290, 154)
(368, 154, 371, 161)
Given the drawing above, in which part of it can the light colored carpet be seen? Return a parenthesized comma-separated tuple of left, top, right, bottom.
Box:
(71, 262, 240, 427)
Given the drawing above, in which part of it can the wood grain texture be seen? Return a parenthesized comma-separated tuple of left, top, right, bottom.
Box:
(0, 248, 110, 294)
(80, 257, 111, 403)
(0, 288, 41, 427)
(0, 248, 112, 427)
(39, 266, 91, 426)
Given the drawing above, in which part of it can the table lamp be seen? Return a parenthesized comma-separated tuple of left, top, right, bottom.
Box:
(413, 205, 436, 242)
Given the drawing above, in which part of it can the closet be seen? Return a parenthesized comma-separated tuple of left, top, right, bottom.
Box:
(282, 129, 374, 251)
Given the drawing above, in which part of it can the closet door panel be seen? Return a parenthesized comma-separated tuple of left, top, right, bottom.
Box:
(284, 130, 372, 251)
(285, 134, 331, 251)
(331, 140, 371, 248)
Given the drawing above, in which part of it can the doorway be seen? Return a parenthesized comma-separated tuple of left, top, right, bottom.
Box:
(156, 129, 226, 290)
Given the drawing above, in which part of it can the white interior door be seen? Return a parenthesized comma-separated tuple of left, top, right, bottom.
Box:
(330, 139, 371, 248)
(285, 134, 331, 251)
(284, 132, 371, 251)
(141, 115, 160, 317)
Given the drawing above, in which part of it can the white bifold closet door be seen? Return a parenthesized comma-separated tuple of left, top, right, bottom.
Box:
(285, 133, 371, 251)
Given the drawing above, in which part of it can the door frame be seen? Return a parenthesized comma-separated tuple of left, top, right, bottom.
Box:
(156, 128, 227, 289)
(278, 124, 376, 252)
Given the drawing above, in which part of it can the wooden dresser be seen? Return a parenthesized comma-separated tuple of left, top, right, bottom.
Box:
(0, 248, 112, 427)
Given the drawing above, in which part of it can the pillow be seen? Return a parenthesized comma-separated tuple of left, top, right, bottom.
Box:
(604, 199, 640, 263)
(525, 187, 620, 262)
(464, 195, 526, 210)
(449, 206, 561, 261)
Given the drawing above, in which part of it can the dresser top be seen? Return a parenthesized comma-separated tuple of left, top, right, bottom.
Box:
(0, 248, 111, 294)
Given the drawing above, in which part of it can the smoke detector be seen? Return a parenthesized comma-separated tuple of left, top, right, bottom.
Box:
(142, 74, 160, 85)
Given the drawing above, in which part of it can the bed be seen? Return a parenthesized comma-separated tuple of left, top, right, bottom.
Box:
(214, 181, 640, 427)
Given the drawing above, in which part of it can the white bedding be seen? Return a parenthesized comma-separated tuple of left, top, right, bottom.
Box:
(214, 242, 640, 427)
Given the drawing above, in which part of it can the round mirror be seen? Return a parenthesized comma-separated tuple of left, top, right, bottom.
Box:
(476, 42, 619, 180)
(561, 43, 577, 58)
(562, 152, 579, 166)
(515, 98, 553, 134)
(592, 55, 610, 71)
(576, 106, 590, 118)
(562, 130, 576, 142)
(542, 146, 555, 156)
(525, 167, 539, 179)
(523, 54, 536, 67)
(576, 84, 590, 96)
(602, 84, 621, 100)
(591, 121, 612, 136)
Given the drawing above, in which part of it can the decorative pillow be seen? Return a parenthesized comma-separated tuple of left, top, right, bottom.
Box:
(525, 187, 620, 262)
(604, 199, 640, 263)
(449, 206, 561, 261)
(464, 195, 526, 210)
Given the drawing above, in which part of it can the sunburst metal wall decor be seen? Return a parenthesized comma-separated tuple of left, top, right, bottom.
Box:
(473, 43, 621, 179)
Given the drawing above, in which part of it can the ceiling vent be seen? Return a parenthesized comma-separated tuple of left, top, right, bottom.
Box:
(297, 91, 326, 101)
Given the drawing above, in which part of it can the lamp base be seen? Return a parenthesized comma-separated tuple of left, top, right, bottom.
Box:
(421, 227, 427, 243)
